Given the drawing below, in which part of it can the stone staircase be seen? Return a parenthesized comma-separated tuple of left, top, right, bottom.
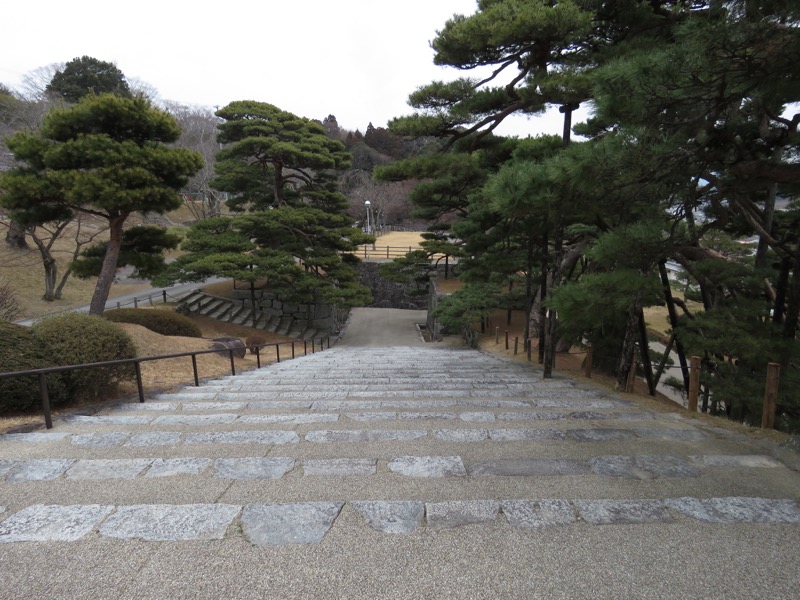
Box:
(177, 290, 321, 340)
(1, 344, 799, 597)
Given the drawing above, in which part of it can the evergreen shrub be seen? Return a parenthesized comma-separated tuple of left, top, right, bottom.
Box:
(0, 321, 70, 413)
(33, 313, 137, 401)
(104, 308, 202, 338)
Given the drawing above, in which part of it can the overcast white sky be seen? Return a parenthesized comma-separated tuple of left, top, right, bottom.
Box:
(1, 0, 587, 137)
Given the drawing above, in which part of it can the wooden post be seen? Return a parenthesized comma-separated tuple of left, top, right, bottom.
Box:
(495, 327, 500, 344)
(505, 331, 509, 350)
(688, 356, 701, 412)
(514, 337, 519, 355)
(761, 362, 781, 429)
(133, 297, 138, 309)
(584, 346, 593, 379)
(625, 348, 638, 393)
(527, 339, 532, 361)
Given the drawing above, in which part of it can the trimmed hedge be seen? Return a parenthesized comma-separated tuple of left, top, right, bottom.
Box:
(0, 321, 70, 413)
(33, 313, 137, 402)
(104, 308, 203, 338)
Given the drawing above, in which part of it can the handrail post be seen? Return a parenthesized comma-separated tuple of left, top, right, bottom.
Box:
(505, 330, 509, 350)
(688, 356, 700, 412)
(312, 340, 315, 354)
(229, 349, 236, 376)
(162, 290, 167, 303)
(584, 345, 593, 378)
(135, 362, 145, 403)
(291, 342, 295, 359)
(761, 362, 781, 429)
(276, 344, 281, 363)
(191, 354, 199, 386)
(304, 340, 308, 356)
(38, 373, 53, 430)
(514, 337, 519, 355)
(255, 346, 261, 369)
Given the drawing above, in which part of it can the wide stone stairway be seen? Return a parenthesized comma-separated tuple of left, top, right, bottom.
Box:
(1, 315, 799, 598)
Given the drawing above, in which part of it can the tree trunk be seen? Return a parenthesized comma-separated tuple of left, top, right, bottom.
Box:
(89, 217, 125, 315)
(616, 292, 642, 390)
(658, 261, 691, 391)
(637, 308, 656, 396)
(5, 219, 28, 249)
(42, 257, 58, 301)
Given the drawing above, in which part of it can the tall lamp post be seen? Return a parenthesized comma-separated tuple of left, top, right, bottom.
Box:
(364, 200, 371, 234)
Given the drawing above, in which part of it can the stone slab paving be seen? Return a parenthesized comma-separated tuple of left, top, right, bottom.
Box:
(1, 497, 798, 545)
(1, 340, 798, 598)
(1, 453, 787, 483)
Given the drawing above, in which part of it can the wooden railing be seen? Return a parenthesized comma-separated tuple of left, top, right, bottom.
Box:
(0, 338, 331, 430)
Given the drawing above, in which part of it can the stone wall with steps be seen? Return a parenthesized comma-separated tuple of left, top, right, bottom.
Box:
(177, 289, 347, 341)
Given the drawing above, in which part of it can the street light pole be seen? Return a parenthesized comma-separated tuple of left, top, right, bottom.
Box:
(364, 200, 371, 235)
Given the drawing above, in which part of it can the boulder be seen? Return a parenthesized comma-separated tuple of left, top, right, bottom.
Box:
(210, 337, 246, 359)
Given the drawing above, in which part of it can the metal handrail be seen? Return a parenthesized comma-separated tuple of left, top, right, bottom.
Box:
(0, 337, 331, 430)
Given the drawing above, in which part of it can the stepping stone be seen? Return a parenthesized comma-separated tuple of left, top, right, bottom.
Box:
(237, 414, 338, 424)
(154, 414, 238, 426)
(71, 433, 130, 447)
(398, 412, 457, 420)
(469, 459, 589, 477)
(186, 431, 299, 445)
(459, 412, 495, 422)
(665, 497, 800, 524)
(302, 458, 377, 477)
(6, 459, 75, 482)
(388, 456, 466, 478)
(246, 401, 313, 410)
(113, 402, 178, 412)
(567, 429, 637, 442)
(181, 402, 247, 411)
(345, 412, 397, 422)
(66, 459, 153, 480)
(489, 429, 565, 441)
(62, 415, 152, 425)
(241, 502, 344, 545)
(688, 455, 783, 468)
(214, 457, 295, 480)
(0, 432, 69, 443)
(575, 500, 673, 525)
(426, 500, 500, 528)
(633, 428, 706, 441)
(125, 432, 182, 447)
(502, 500, 576, 528)
(146, 458, 212, 477)
(0, 504, 114, 542)
(434, 429, 489, 442)
(569, 411, 611, 420)
(589, 455, 700, 480)
(498, 412, 565, 421)
(351, 501, 425, 534)
(99, 504, 239, 541)
(305, 430, 427, 443)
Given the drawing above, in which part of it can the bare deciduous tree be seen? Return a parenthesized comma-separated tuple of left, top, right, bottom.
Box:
(165, 101, 224, 221)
